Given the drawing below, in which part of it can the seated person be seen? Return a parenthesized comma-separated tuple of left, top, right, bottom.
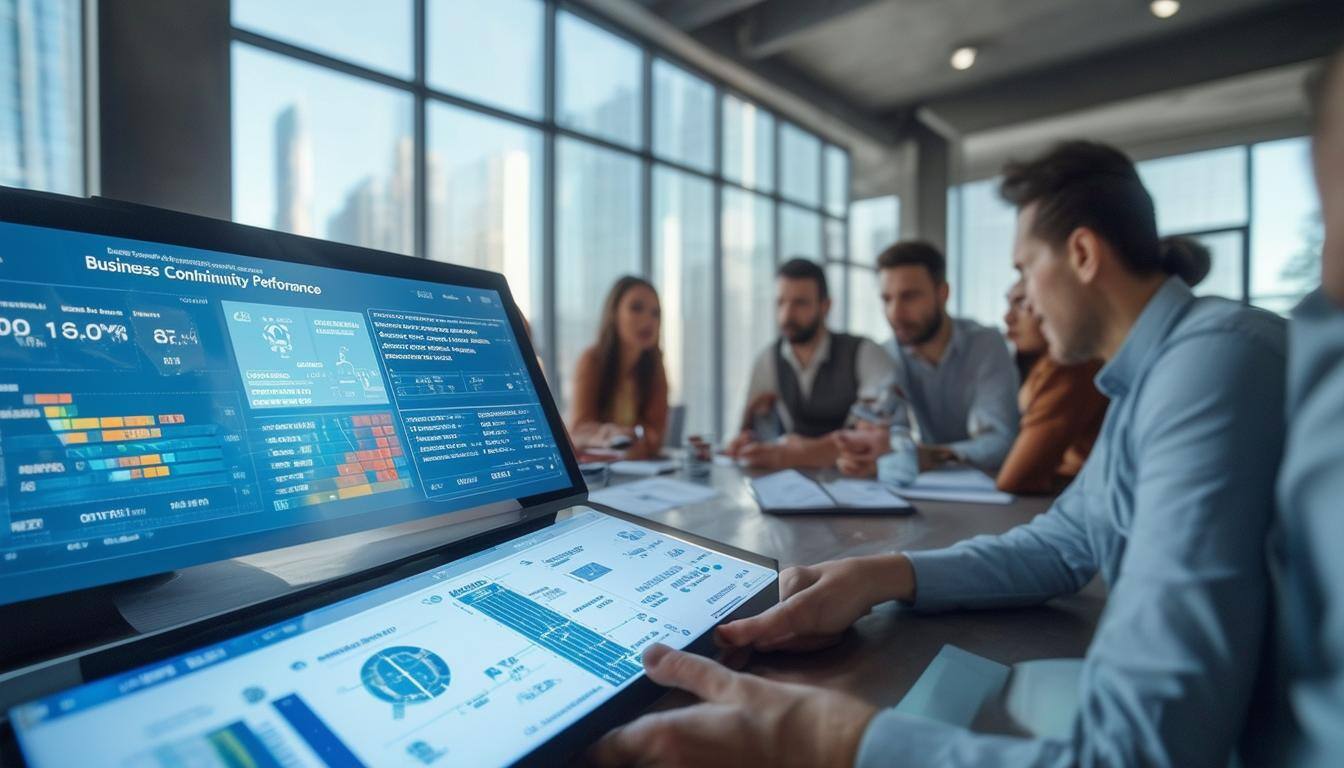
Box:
(996, 279, 1107, 494)
(1245, 50, 1344, 766)
(884, 241, 1019, 471)
(834, 240, 1020, 477)
(567, 276, 668, 460)
(592, 140, 1286, 768)
(724, 258, 894, 470)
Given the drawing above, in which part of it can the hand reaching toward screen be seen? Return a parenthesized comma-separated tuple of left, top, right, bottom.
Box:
(588, 644, 876, 768)
(715, 555, 915, 653)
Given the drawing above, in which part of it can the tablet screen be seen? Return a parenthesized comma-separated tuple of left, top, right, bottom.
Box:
(10, 509, 776, 767)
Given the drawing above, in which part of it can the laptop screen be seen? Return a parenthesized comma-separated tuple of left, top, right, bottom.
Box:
(0, 215, 574, 605)
(9, 509, 778, 767)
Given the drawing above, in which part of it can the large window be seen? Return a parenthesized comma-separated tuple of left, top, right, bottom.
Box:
(947, 137, 1322, 326)
(652, 167, 715, 437)
(0, 0, 83, 195)
(847, 195, 900, 343)
(230, 4, 850, 437)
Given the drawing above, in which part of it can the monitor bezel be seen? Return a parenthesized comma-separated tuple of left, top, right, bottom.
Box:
(0, 505, 780, 767)
(0, 185, 589, 607)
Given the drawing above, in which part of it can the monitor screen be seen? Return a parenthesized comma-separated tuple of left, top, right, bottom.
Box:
(0, 216, 575, 605)
(9, 509, 778, 767)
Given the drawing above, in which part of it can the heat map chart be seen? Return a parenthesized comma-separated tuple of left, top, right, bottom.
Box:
(253, 411, 414, 513)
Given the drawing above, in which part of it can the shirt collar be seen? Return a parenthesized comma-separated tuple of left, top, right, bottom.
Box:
(901, 315, 961, 369)
(1096, 277, 1193, 399)
(781, 328, 832, 373)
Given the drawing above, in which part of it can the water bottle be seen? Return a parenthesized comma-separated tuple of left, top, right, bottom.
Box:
(876, 400, 919, 487)
(878, 425, 919, 487)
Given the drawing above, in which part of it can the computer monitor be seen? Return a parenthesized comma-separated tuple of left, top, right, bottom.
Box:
(0, 188, 584, 606)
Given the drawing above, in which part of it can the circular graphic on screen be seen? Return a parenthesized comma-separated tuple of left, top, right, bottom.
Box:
(360, 646, 452, 720)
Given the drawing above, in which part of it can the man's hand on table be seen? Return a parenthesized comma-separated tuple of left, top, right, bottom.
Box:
(589, 643, 876, 768)
(737, 434, 837, 471)
(716, 554, 916, 653)
(834, 427, 888, 478)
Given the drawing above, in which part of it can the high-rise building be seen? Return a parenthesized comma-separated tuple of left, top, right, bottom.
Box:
(0, 0, 81, 194)
(273, 104, 313, 235)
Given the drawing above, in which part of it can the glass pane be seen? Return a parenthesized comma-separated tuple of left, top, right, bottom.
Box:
(232, 43, 415, 255)
(779, 122, 821, 207)
(232, 0, 412, 78)
(825, 145, 849, 216)
(1137, 146, 1248, 234)
(953, 179, 1018, 328)
(849, 195, 899, 269)
(557, 12, 642, 148)
(825, 219, 846, 330)
(1188, 231, 1244, 300)
(722, 93, 773, 192)
(428, 0, 543, 118)
(652, 167, 715, 438)
(826, 261, 847, 333)
(653, 59, 714, 172)
(556, 138, 643, 409)
(1251, 137, 1322, 308)
(0, 0, 82, 194)
(721, 188, 776, 436)
(848, 266, 889, 344)
(780, 204, 822, 261)
(427, 103, 544, 335)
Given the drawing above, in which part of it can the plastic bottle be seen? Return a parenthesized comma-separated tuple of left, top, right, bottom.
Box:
(876, 399, 919, 487)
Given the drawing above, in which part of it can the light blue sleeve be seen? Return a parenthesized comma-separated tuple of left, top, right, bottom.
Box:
(860, 331, 1285, 768)
(947, 332, 1020, 472)
(1273, 292, 1344, 766)
(904, 476, 1098, 612)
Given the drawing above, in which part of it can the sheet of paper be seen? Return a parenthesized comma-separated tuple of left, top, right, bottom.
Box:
(895, 644, 1011, 727)
(820, 479, 913, 510)
(1004, 658, 1084, 740)
(588, 478, 720, 515)
(750, 470, 835, 511)
(607, 459, 679, 476)
(897, 467, 1015, 505)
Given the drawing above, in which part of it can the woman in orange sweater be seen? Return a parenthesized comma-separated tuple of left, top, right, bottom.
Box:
(997, 280, 1109, 494)
(567, 276, 669, 460)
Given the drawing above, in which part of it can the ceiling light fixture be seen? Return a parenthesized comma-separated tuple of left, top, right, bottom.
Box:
(950, 46, 978, 71)
(1150, 0, 1180, 19)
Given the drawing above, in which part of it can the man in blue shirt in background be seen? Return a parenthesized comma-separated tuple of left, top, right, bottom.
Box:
(591, 140, 1287, 767)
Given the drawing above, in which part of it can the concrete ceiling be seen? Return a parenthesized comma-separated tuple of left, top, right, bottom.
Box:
(764, 0, 1282, 111)
(638, 0, 1344, 140)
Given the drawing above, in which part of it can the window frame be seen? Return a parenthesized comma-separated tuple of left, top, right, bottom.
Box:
(227, 0, 850, 432)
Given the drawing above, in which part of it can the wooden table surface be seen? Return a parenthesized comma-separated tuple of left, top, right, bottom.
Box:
(597, 463, 1104, 711)
(1, 462, 1104, 725)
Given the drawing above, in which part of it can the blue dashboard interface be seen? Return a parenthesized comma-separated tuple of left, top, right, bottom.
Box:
(10, 509, 778, 767)
(0, 220, 571, 605)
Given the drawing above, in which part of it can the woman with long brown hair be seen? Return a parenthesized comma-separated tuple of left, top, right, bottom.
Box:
(567, 276, 669, 459)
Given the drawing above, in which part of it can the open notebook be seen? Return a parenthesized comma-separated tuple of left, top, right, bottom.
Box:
(750, 470, 915, 515)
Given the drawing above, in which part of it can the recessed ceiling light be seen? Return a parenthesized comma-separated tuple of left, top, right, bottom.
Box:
(1150, 0, 1180, 19)
(950, 46, 977, 71)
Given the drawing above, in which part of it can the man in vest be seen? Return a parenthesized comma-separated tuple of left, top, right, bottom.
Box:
(836, 240, 1020, 475)
(725, 258, 895, 470)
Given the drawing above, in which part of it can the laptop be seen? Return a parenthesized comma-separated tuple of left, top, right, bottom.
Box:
(0, 187, 778, 767)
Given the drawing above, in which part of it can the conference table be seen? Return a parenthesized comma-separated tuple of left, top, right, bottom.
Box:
(0, 460, 1104, 743)
(593, 463, 1105, 720)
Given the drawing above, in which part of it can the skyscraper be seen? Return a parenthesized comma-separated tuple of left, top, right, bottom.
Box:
(0, 0, 81, 194)
(273, 103, 313, 235)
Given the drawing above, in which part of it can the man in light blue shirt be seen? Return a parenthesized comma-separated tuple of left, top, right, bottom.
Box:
(1244, 50, 1344, 768)
(591, 141, 1286, 768)
(871, 241, 1019, 472)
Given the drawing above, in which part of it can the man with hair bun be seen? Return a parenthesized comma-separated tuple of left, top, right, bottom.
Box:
(591, 138, 1288, 768)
